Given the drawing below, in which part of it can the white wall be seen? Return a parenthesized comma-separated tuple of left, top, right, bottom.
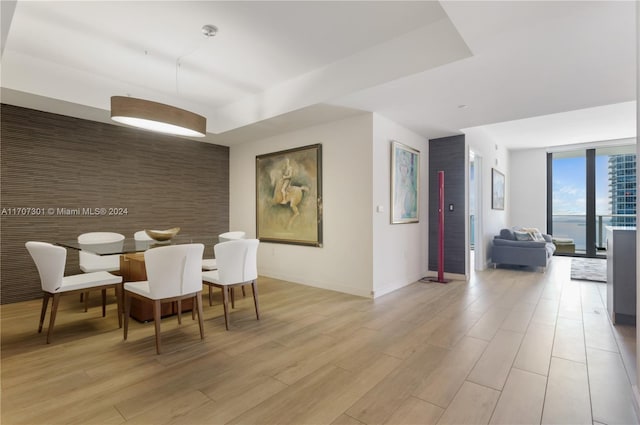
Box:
(372, 113, 429, 297)
(509, 148, 548, 231)
(229, 113, 374, 297)
(464, 127, 510, 268)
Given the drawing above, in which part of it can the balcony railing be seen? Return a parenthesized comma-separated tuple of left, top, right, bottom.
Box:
(551, 214, 636, 252)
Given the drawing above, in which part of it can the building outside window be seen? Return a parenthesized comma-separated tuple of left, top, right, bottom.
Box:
(609, 154, 637, 227)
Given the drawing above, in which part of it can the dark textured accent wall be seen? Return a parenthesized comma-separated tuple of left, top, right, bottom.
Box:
(1, 104, 229, 304)
(428, 135, 466, 275)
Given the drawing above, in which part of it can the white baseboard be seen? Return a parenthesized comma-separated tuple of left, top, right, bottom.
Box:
(373, 279, 416, 298)
(258, 270, 372, 298)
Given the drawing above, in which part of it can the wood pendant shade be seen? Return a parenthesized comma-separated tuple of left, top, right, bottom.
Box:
(110, 96, 206, 137)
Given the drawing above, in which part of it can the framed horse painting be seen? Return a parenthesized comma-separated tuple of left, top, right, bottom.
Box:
(255, 144, 323, 247)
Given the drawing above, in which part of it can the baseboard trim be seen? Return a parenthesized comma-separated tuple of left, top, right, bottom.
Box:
(373, 281, 412, 298)
(258, 270, 371, 298)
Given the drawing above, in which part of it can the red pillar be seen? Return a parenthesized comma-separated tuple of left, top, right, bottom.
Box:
(427, 170, 449, 283)
(438, 170, 445, 282)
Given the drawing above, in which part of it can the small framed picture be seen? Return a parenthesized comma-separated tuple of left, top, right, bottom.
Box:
(391, 141, 420, 224)
(492, 168, 505, 210)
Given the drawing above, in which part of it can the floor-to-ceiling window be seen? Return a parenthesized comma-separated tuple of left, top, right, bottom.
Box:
(548, 144, 636, 257)
(550, 150, 587, 253)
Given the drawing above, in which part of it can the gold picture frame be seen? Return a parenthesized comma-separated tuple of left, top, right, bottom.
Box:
(256, 144, 323, 246)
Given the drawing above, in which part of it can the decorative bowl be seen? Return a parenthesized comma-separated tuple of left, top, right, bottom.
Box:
(145, 227, 180, 242)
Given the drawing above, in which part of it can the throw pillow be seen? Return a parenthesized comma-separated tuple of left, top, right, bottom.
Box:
(531, 232, 545, 242)
(514, 230, 533, 241)
(499, 228, 516, 240)
(521, 227, 545, 242)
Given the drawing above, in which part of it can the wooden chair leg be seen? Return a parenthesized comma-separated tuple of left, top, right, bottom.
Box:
(115, 284, 123, 328)
(196, 292, 204, 339)
(176, 300, 182, 325)
(230, 287, 235, 309)
(46, 293, 61, 344)
(124, 292, 131, 340)
(221, 287, 230, 331)
(242, 285, 246, 297)
(84, 291, 90, 312)
(80, 293, 84, 302)
(192, 296, 196, 320)
(251, 281, 260, 320)
(153, 300, 162, 354)
(208, 284, 213, 306)
(101, 289, 107, 317)
(39, 293, 51, 333)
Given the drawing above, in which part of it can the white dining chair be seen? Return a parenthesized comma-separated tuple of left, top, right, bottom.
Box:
(202, 231, 247, 305)
(218, 231, 246, 243)
(134, 230, 154, 241)
(200, 258, 218, 271)
(134, 230, 154, 251)
(77, 232, 125, 312)
(78, 232, 125, 272)
(123, 243, 205, 354)
(202, 239, 260, 330)
(201, 231, 246, 271)
(25, 241, 123, 344)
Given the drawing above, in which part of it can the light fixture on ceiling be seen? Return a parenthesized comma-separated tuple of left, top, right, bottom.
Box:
(110, 96, 207, 137)
(110, 24, 218, 138)
(201, 24, 218, 37)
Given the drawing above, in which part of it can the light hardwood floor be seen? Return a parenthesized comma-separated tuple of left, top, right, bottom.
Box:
(1, 257, 638, 425)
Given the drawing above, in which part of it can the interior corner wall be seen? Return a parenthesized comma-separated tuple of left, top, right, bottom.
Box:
(509, 148, 548, 231)
(428, 135, 466, 275)
(372, 114, 428, 297)
(229, 114, 374, 298)
(463, 127, 509, 268)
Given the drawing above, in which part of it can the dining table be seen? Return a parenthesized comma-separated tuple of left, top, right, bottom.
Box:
(57, 235, 217, 322)
(56, 235, 217, 256)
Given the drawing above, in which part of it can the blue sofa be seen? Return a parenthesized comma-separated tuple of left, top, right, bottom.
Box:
(492, 228, 556, 270)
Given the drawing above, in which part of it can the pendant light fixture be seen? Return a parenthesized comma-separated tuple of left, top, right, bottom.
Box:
(110, 96, 207, 137)
(110, 25, 218, 138)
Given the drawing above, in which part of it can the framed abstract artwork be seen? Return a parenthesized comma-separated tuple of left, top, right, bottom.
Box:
(255, 144, 323, 246)
(391, 141, 420, 224)
(492, 168, 505, 210)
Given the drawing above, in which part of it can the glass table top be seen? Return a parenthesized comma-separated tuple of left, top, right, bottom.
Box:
(56, 235, 217, 255)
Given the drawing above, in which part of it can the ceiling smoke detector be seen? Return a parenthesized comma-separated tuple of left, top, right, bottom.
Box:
(202, 25, 218, 38)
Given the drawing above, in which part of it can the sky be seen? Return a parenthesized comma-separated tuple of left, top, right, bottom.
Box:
(552, 155, 610, 215)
